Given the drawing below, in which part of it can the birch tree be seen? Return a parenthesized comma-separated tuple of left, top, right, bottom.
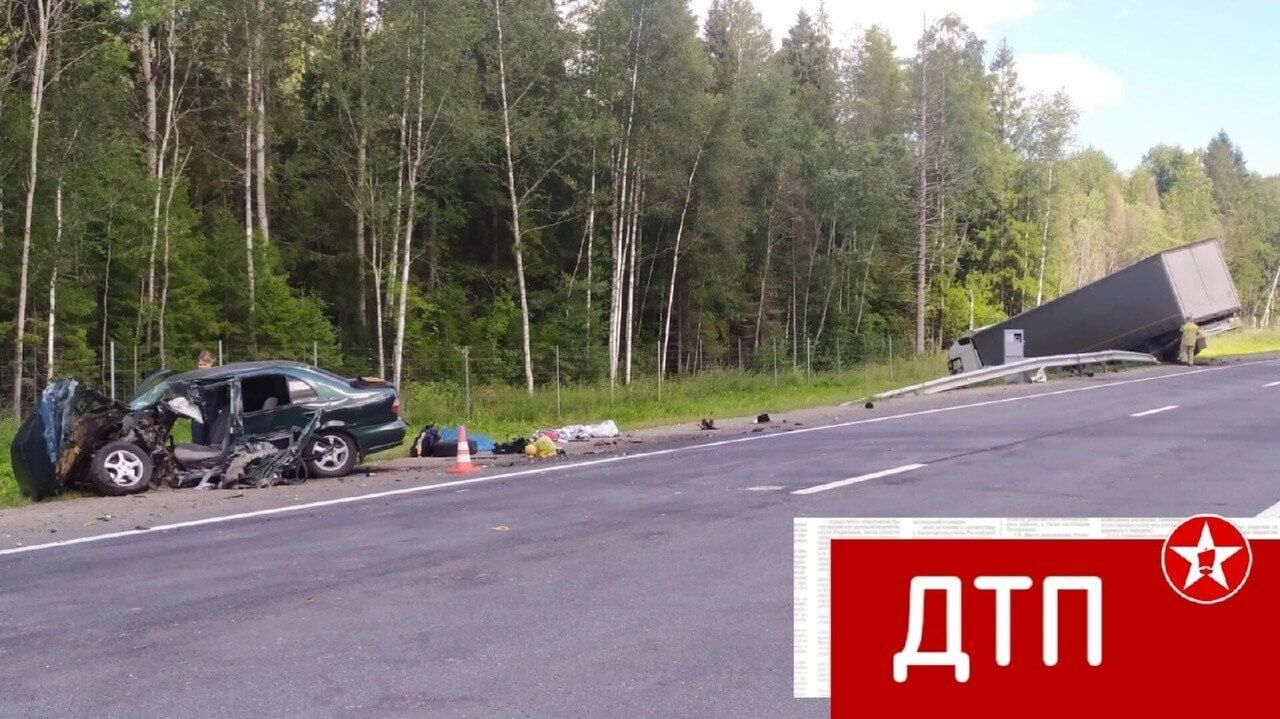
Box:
(12, 0, 68, 416)
(487, 0, 570, 393)
(492, 0, 534, 392)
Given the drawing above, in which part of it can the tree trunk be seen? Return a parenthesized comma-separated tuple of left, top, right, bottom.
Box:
(159, 141, 186, 368)
(914, 42, 929, 355)
(100, 227, 112, 385)
(585, 148, 596, 345)
(354, 0, 368, 328)
(13, 0, 54, 417)
(139, 25, 158, 177)
(609, 11, 643, 388)
(386, 52, 411, 325)
(660, 141, 705, 379)
(493, 0, 535, 393)
(392, 21, 430, 391)
(371, 225, 386, 378)
(45, 180, 63, 382)
(753, 207, 774, 350)
(244, 66, 256, 312)
(854, 237, 876, 335)
(1262, 256, 1280, 327)
(812, 222, 840, 347)
(253, 0, 269, 244)
(624, 173, 642, 385)
(1034, 162, 1054, 306)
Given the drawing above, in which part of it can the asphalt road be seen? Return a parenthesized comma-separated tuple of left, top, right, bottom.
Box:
(4, 358, 1280, 718)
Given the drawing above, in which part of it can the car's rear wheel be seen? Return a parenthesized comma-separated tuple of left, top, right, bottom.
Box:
(306, 431, 357, 478)
(90, 441, 153, 496)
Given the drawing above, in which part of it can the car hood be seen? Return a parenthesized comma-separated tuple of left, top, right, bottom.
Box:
(9, 380, 123, 499)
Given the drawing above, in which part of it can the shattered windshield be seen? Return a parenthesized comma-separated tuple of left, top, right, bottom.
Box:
(129, 371, 174, 409)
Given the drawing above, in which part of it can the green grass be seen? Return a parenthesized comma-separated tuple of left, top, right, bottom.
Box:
(0, 354, 946, 508)
(0, 420, 20, 509)
(1201, 329, 1280, 359)
(398, 354, 946, 449)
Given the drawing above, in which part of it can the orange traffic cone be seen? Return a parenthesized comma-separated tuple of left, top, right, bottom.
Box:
(447, 424, 481, 474)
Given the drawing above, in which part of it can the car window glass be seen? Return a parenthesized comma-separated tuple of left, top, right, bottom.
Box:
(287, 377, 320, 404)
(297, 369, 344, 400)
(240, 374, 292, 412)
(129, 373, 172, 409)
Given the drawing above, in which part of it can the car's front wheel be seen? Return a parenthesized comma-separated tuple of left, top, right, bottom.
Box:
(305, 431, 357, 478)
(90, 441, 154, 495)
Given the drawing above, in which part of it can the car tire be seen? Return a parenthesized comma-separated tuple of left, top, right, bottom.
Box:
(306, 431, 357, 478)
(89, 441, 154, 496)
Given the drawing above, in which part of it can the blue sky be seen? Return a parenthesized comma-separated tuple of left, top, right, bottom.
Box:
(689, 1, 1280, 175)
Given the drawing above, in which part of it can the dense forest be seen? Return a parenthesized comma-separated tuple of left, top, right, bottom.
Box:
(3, 0, 1279, 414)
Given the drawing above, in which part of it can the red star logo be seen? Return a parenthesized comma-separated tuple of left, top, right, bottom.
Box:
(1161, 515, 1252, 604)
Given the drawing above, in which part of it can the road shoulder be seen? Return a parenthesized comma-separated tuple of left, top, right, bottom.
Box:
(1, 355, 1264, 550)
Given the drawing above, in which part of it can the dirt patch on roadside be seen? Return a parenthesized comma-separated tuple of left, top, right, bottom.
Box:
(0, 356, 1258, 551)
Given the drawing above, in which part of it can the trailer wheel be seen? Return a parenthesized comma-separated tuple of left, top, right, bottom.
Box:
(89, 441, 154, 496)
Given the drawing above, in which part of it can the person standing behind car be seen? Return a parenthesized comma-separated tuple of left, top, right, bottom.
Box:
(191, 349, 216, 444)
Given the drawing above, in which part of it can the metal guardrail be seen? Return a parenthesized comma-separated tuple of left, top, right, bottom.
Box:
(868, 350, 1158, 400)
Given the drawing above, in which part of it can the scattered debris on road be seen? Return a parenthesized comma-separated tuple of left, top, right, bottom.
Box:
(524, 436, 559, 458)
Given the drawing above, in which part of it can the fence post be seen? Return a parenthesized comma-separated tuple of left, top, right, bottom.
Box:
(888, 334, 894, 380)
(836, 336, 842, 373)
(555, 345, 562, 419)
(109, 341, 116, 401)
(657, 342, 663, 400)
(463, 346, 471, 420)
(218, 339, 224, 365)
(312, 341, 318, 366)
(805, 337, 812, 381)
(132, 344, 138, 390)
(737, 337, 743, 372)
(772, 337, 778, 386)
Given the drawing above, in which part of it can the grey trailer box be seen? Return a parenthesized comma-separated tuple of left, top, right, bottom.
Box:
(969, 239, 1240, 366)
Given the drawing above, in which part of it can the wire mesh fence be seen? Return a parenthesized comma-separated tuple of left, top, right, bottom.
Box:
(0, 330, 923, 422)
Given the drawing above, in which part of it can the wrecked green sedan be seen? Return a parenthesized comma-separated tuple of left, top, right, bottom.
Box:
(10, 360, 407, 499)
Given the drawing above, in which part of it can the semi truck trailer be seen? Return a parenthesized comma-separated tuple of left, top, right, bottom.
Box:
(947, 238, 1242, 374)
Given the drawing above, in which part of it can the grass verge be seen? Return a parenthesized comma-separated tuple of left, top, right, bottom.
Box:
(1202, 329, 1280, 359)
(398, 354, 945, 449)
(0, 354, 946, 508)
(0, 420, 19, 509)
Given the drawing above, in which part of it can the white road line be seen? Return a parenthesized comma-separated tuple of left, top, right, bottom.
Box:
(791, 464, 927, 495)
(1, 358, 1270, 558)
(1257, 499, 1280, 518)
(1264, 381, 1280, 388)
(1130, 405, 1179, 418)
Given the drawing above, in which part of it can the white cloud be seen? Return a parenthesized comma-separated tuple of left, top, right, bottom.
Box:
(1016, 52, 1123, 112)
(689, 1, 1122, 116)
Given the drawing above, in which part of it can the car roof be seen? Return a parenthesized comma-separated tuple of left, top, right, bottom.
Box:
(168, 360, 316, 383)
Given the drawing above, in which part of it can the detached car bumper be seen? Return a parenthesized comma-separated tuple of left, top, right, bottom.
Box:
(353, 419, 408, 456)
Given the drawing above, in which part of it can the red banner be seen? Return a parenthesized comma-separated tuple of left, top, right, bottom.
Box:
(829, 516, 1277, 716)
